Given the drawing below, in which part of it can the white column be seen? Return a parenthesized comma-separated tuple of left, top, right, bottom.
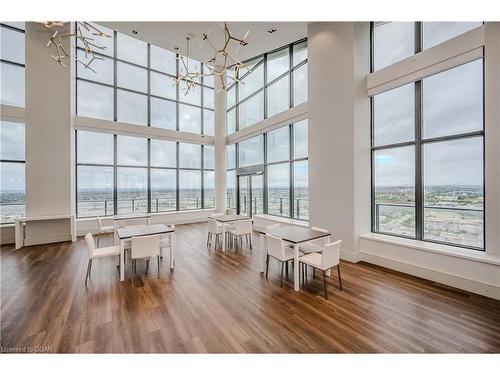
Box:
(214, 69, 227, 214)
(24, 22, 75, 245)
(307, 22, 370, 260)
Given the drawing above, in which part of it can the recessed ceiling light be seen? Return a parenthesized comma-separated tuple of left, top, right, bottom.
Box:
(268, 28, 277, 34)
(132, 30, 138, 35)
(174, 46, 179, 51)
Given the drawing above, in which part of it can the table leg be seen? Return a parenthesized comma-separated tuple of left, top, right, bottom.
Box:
(170, 233, 175, 270)
(120, 239, 125, 281)
(221, 223, 226, 252)
(293, 243, 300, 291)
(259, 233, 266, 273)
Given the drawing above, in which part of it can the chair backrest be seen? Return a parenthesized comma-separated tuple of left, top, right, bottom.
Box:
(207, 218, 219, 233)
(265, 233, 285, 260)
(131, 234, 160, 260)
(234, 219, 253, 235)
(321, 240, 342, 269)
(85, 233, 96, 258)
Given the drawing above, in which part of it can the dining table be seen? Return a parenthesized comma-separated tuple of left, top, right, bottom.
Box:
(210, 214, 251, 251)
(254, 225, 331, 291)
(115, 224, 175, 281)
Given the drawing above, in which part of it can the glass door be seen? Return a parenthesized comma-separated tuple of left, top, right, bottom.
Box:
(238, 174, 263, 217)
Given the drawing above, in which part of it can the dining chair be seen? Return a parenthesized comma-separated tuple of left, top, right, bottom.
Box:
(84, 233, 121, 286)
(96, 217, 114, 247)
(227, 219, 253, 250)
(131, 234, 161, 278)
(265, 233, 295, 287)
(207, 218, 223, 249)
(298, 226, 329, 254)
(159, 224, 175, 262)
(299, 240, 343, 299)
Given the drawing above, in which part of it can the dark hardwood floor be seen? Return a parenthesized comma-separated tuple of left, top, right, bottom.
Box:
(1, 222, 499, 353)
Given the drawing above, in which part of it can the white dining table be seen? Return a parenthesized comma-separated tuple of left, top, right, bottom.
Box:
(209, 214, 251, 251)
(115, 224, 175, 281)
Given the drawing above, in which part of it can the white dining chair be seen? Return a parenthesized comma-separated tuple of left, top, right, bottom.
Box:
(227, 219, 253, 250)
(299, 240, 343, 299)
(207, 218, 223, 249)
(96, 217, 114, 247)
(131, 234, 161, 278)
(265, 233, 295, 287)
(84, 233, 121, 286)
(298, 226, 329, 254)
(159, 224, 175, 262)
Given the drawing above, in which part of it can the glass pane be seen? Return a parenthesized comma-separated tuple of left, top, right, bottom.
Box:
(179, 143, 201, 169)
(77, 165, 114, 218)
(226, 85, 236, 109)
(204, 145, 215, 169)
(203, 86, 214, 109)
(293, 63, 307, 106)
(239, 63, 264, 101)
(117, 61, 147, 92)
(0, 162, 25, 223)
(227, 108, 236, 134)
(423, 22, 483, 50)
(179, 82, 201, 106)
(77, 131, 113, 165)
(117, 135, 147, 166)
(77, 80, 113, 120)
(374, 146, 415, 237)
(150, 139, 176, 168)
(293, 41, 307, 66)
(293, 160, 309, 220)
(226, 144, 236, 169)
(373, 83, 415, 146)
(150, 44, 176, 75)
(203, 73, 214, 88)
(77, 49, 113, 85)
(267, 76, 290, 117)
(117, 167, 148, 214)
(0, 121, 24, 160)
(226, 170, 236, 208)
(117, 33, 147, 66)
(267, 126, 289, 163)
(151, 71, 176, 100)
(374, 22, 414, 71)
(1, 62, 25, 107)
(117, 89, 147, 125)
(423, 60, 483, 139)
(151, 169, 176, 212)
(251, 175, 264, 215)
(423, 137, 483, 248)
(267, 47, 289, 83)
(294, 120, 308, 159)
(150, 97, 176, 130)
(267, 163, 290, 217)
(179, 170, 201, 210)
(239, 91, 264, 129)
(1, 27, 24, 64)
(238, 136, 263, 167)
(239, 175, 249, 216)
(203, 109, 214, 136)
(204, 170, 215, 209)
(1, 22, 25, 31)
(179, 104, 201, 134)
(77, 23, 113, 57)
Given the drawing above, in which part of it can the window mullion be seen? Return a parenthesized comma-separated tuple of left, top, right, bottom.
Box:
(415, 81, 423, 240)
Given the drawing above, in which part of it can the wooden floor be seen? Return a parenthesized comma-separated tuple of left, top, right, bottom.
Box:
(1, 222, 499, 353)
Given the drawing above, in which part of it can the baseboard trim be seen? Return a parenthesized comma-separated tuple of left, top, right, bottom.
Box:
(360, 252, 500, 300)
(340, 248, 361, 263)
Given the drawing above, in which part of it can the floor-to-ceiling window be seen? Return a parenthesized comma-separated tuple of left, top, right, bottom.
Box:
(1, 22, 25, 224)
(371, 22, 484, 250)
(76, 130, 213, 217)
(226, 39, 307, 135)
(226, 144, 237, 209)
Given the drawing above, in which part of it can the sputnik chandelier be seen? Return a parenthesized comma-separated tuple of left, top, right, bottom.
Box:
(175, 22, 250, 94)
(43, 21, 111, 72)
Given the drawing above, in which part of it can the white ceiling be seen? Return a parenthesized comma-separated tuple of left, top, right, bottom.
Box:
(98, 22, 308, 63)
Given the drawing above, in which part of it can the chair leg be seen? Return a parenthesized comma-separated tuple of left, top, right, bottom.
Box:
(265, 254, 270, 279)
(157, 255, 160, 277)
(285, 261, 288, 278)
(337, 264, 343, 290)
(280, 261, 284, 287)
(323, 270, 328, 299)
(313, 268, 315, 280)
(85, 259, 91, 286)
(249, 234, 252, 249)
(206, 232, 210, 247)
